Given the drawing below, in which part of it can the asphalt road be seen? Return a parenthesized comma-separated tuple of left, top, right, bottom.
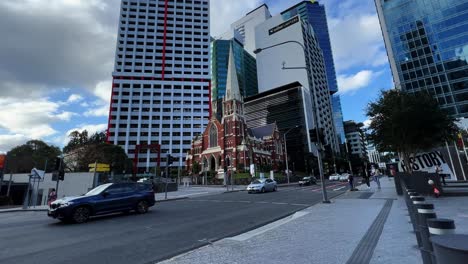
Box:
(0, 181, 349, 264)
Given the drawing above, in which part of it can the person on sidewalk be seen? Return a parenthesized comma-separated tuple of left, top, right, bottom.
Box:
(348, 173, 354, 190)
(47, 189, 57, 206)
(373, 168, 382, 189)
(434, 165, 447, 186)
(362, 172, 371, 189)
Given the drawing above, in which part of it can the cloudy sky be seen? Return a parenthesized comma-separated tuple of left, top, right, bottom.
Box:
(0, 0, 392, 152)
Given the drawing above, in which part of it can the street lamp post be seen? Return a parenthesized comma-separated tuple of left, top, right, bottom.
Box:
(254, 40, 330, 203)
(283, 126, 299, 184)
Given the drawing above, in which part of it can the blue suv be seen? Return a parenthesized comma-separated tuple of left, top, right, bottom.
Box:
(48, 182, 156, 223)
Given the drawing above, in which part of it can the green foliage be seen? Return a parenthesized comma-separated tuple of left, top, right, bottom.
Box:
(367, 90, 458, 173)
(192, 161, 201, 175)
(63, 130, 128, 173)
(6, 140, 61, 173)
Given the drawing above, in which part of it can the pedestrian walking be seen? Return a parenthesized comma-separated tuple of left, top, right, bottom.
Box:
(373, 168, 382, 189)
(348, 173, 354, 190)
(47, 188, 57, 206)
(434, 165, 447, 186)
(362, 172, 371, 189)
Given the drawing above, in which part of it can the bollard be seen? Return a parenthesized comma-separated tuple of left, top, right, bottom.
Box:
(410, 196, 425, 247)
(415, 203, 437, 264)
(428, 218, 456, 264)
(430, 234, 468, 264)
(427, 218, 455, 236)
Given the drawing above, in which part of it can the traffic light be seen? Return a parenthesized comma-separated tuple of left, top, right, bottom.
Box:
(309, 128, 325, 143)
(167, 154, 173, 165)
(54, 157, 62, 171)
(58, 169, 65, 181)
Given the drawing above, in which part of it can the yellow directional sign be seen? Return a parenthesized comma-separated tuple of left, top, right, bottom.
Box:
(89, 163, 110, 172)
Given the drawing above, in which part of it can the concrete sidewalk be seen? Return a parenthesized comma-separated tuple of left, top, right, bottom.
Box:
(158, 177, 422, 264)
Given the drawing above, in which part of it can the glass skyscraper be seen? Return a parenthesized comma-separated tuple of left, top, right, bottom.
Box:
(211, 38, 258, 120)
(376, 0, 468, 117)
(282, 1, 346, 144)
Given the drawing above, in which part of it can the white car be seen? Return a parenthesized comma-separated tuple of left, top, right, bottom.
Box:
(339, 173, 351, 182)
(329, 174, 340, 181)
(246, 179, 277, 193)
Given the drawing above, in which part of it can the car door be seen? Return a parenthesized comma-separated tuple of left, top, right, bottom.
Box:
(265, 179, 272, 191)
(96, 183, 131, 213)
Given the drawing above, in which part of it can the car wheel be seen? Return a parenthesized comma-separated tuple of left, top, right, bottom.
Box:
(261, 187, 265, 193)
(72, 206, 90, 224)
(136, 200, 149, 214)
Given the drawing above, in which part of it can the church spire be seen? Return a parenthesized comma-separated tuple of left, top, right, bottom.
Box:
(225, 44, 242, 102)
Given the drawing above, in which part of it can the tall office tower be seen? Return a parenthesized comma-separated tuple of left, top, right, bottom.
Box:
(231, 4, 272, 56)
(344, 121, 368, 159)
(282, 1, 345, 144)
(255, 14, 340, 154)
(375, 0, 468, 117)
(211, 38, 258, 120)
(107, 0, 211, 173)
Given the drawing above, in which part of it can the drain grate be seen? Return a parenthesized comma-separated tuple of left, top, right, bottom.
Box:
(346, 199, 393, 264)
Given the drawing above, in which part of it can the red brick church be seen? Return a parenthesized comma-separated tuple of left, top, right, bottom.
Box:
(186, 46, 284, 178)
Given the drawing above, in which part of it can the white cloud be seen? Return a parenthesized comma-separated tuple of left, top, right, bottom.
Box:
(328, 13, 387, 72)
(0, 97, 76, 139)
(93, 80, 112, 103)
(337, 70, 382, 94)
(67, 94, 83, 103)
(210, 0, 262, 37)
(84, 105, 109, 117)
(363, 119, 372, 128)
(0, 134, 29, 153)
(62, 123, 108, 145)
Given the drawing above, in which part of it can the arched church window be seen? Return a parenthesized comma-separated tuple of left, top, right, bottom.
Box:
(209, 125, 218, 148)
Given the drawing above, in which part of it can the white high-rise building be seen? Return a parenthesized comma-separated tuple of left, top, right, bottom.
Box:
(230, 4, 272, 57)
(107, 0, 211, 173)
(255, 14, 339, 153)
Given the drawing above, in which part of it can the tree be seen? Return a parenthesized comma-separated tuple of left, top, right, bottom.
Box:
(6, 140, 61, 173)
(366, 90, 458, 173)
(63, 130, 128, 173)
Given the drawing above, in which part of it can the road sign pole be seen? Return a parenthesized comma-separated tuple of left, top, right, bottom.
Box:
(93, 161, 98, 188)
(6, 173, 12, 197)
(165, 165, 169, 200)
(55, 156, 64, 197)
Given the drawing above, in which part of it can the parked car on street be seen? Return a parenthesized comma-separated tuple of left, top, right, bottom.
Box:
(340, 173, 351, 182)
(329, 174, 341, 181)
(247, 179, 277, 193)
(48, 182, 155, 223)
(298, 176, 317, 186)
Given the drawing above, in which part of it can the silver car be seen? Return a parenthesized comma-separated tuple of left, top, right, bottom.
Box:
(247, 179, 277, 193)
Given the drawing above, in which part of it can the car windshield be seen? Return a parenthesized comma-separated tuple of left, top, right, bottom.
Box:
(252, 180, 263, 184)
(85, 183, 113, 196)
(303, 177, 310, 180)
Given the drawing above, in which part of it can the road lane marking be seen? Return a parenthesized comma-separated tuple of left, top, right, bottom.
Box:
(290, 203, 311, 206)
(271, 202, 288, 205)
(227, 211, 310, 241)
(333, 186, 346, 191)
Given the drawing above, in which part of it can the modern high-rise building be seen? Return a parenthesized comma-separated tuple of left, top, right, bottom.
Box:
(255, 14, 340, 153)
(231, 4, 272, 57)
(282, 1, 346, 144)
(211, 38, 258, 120)
(375, 0, 468, 117)
(344, 121, 368, 159)
(107, 0, 211, 173)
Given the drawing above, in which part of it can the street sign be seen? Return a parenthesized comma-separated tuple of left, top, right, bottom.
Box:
(89, 163, 110, 172)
